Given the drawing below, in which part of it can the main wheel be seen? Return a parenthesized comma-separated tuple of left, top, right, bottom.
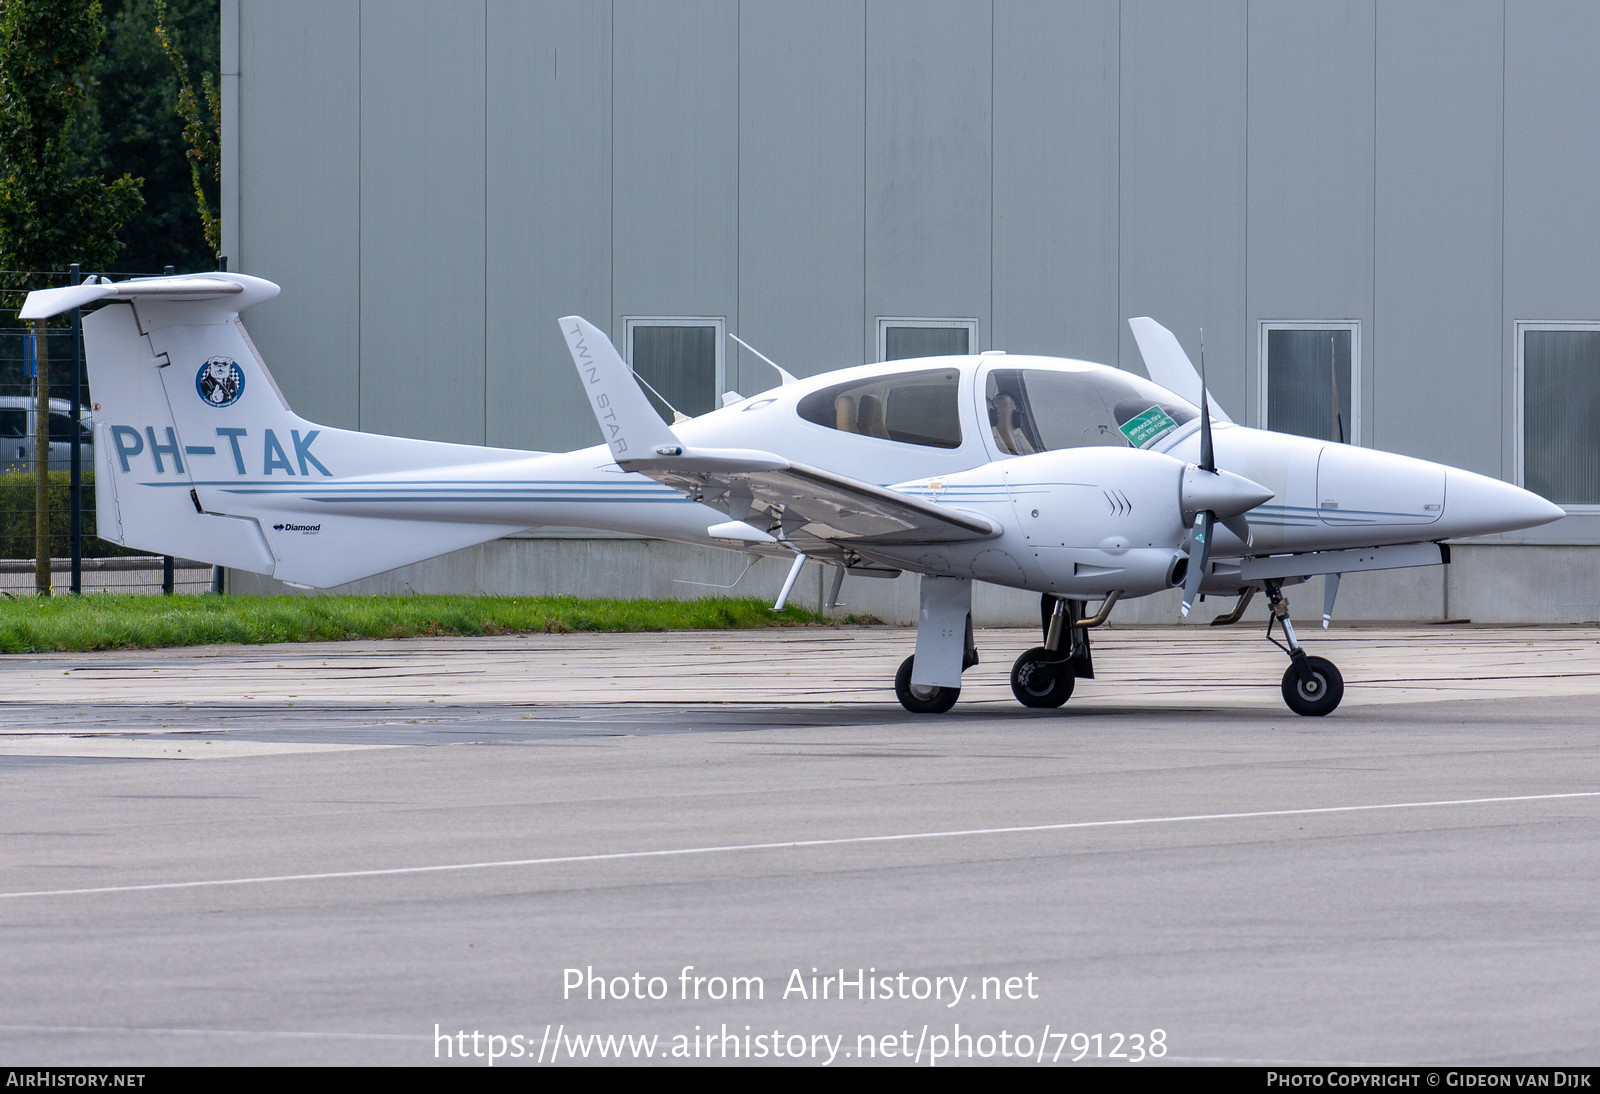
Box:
(894, 655, 960, 714)
(1010, 647, 1076, 708)
(1281, 655, 1344, 716)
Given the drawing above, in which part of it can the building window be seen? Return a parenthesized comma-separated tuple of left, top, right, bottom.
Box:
(1258, 321, 1359, 444)
(877, 317, 978, 362)
(1518, 322, 1600, 507)
(623, 317, 725, 422)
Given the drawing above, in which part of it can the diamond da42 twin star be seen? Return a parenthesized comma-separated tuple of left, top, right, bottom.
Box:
(22, 273, 1563, 715)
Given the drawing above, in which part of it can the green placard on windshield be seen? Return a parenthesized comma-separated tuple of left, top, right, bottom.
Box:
(1118, 405, 1178, 448)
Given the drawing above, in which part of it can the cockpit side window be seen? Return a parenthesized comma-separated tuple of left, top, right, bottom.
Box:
(796, 368, 963, 449)
(985, 368, 1198, 455)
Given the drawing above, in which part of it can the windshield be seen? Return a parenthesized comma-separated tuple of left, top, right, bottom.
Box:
(985, 367, 1198, 455)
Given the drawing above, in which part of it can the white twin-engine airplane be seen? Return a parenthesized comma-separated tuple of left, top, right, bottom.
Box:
(23, 273, 1564, 716)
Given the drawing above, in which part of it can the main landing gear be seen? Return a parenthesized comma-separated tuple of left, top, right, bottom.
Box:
(1007, 593, 1114, 709)
(1262, 580, 1344, 716)
(894, 613, 978, 714)
(892, 583, 1122, 714)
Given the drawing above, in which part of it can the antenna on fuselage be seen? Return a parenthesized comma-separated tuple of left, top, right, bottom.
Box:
(729, 332, 798, 386)
(631, 370, 689, 424)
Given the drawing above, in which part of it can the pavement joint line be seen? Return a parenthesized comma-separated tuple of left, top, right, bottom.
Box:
(2, 790, 1596, 902)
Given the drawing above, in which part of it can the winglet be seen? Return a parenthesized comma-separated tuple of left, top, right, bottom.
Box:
(560, 316, 682, 467)
(561, 316, 791, 474)
(1128, 317, 1232, 424)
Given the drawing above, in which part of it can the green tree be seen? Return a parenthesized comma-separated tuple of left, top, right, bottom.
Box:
(0, 0, 144, 594)
(0, 0, 144, 279)
(88, 0, 217, 274)
(152, 0, 217, 259)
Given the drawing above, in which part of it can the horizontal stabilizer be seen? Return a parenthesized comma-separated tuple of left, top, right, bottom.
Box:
(21, 273, 278, 321)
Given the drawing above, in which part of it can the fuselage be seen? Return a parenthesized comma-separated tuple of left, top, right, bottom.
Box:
(205, 351, 1558, 598)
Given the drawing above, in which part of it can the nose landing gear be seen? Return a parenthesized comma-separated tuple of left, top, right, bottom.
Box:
(1264, 580, 1344, 716)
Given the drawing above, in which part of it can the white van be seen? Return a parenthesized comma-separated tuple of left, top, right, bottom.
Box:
(0, 396, 94, 474)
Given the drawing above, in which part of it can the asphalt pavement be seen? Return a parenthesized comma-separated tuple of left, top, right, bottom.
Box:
(3, 624, 1598, 1066)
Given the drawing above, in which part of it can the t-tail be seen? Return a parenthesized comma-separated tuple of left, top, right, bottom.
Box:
(21, 273, 537, 587)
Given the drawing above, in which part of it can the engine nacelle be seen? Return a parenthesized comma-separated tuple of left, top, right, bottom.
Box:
(889, 445, 1275, 597)
(999, 446, 1195, 597)
(1003, 446, 1189, 547)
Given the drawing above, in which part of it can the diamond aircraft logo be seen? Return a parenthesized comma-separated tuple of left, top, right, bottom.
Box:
(196, 356, 245, 407)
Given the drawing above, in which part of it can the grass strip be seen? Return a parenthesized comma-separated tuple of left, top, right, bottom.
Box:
(0, 594, 834, 654)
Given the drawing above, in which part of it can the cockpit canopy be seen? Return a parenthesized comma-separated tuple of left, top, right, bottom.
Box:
(791, 358, 1200, 456)
(986, 367, 1198, 455)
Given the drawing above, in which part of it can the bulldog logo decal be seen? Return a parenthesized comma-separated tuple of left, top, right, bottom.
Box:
(196, 357, 245, 407)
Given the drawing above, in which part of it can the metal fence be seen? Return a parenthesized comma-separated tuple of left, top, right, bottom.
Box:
(1, 265, 215, 595)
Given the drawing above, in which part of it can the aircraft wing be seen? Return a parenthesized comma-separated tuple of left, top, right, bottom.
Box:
(558, 315, 997, 554)
(646, 458, 998, 547)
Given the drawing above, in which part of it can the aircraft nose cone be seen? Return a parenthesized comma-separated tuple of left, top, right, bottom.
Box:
(1443, 470, 1565, 537)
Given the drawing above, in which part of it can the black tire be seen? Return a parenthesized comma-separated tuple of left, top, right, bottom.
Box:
(1281, 655, 1344, 716)
(894, 655, 960, 714)
(1010, 646, 1076, 709)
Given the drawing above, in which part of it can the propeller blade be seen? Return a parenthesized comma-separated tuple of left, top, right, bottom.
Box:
(1221, 513, 1252, 547)
(1181, 509, 1213, 618)
(1198, 330, 1214, 473)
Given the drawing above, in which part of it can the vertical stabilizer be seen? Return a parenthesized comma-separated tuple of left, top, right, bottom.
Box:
(1128, 317, 1233, 423)
(26, 274, 541, 587)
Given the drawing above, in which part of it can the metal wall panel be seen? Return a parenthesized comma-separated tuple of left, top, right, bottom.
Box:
(357, 0, 487, 444)
(485, 1, 612, 453)
(611, 0, 739, 334)
(864, 0, 993, 361)
(992, 0, 1120, 364)
(1118, 0, 1248, 411)
(736, 0, 866, 385)
(1505, 0, 1600, 323)
(235, 0, 361, 428)
(1505, 0, 1600, 525)
(1246, 0, 1375, 434)
(1374, 0, 1502, 470)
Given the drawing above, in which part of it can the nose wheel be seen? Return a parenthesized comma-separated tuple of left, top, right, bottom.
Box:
(1264, 581, 1344, 716)
(1281, 655, 1343, 716)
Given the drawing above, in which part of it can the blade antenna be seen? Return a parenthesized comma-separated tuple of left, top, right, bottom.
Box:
(631, 369, 688, 423)
(729, 332, 798, 386)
